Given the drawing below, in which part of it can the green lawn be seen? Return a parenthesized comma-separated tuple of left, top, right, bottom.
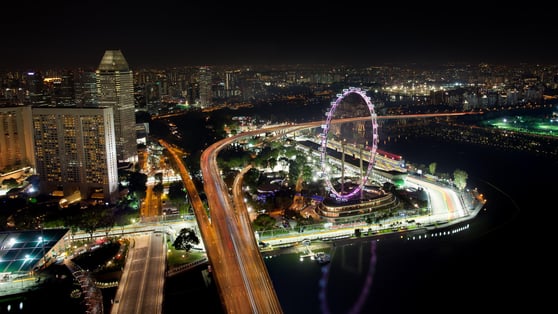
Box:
(166, 240, 206, 267)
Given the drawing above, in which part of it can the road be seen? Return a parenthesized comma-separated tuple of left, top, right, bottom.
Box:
(201, 137, 283, 313)
(160, 140, 261, 313)
(406, 176, 467, 221)
(111, 233, 166, 314)
(141, 183, 158, 218)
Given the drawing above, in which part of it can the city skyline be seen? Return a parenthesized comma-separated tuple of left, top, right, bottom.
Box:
(2, 3, 557, 70)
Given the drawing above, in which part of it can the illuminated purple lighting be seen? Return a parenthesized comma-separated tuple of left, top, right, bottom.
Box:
(320, 87, 379, 200)
(319, 240, 378, 314)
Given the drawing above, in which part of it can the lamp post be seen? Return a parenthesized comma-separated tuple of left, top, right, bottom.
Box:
(38, 234, 46, 269)
(38, 217, 46, 269)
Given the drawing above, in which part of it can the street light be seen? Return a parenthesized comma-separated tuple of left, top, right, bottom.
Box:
(38, 233, 46, 269)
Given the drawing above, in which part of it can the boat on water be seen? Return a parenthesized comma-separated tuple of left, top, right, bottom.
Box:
(315, 251, 331, 265)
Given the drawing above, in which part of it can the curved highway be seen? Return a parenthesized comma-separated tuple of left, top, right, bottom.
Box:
(201, 137, 283, 313)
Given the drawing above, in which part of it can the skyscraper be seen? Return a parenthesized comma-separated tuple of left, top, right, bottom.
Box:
(32, 106, 119, 203)
(74, 69, 98, 107)
(0, 105, 34, 172)
(198, 66, 212, 107)
(96, 50, 137, 164)
(25, 72, 47, 106)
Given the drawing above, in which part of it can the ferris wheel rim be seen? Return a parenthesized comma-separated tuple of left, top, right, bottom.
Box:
(319, 87, 379, 200)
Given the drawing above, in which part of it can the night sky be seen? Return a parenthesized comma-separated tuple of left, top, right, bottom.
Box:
(2, 1, 557, 70)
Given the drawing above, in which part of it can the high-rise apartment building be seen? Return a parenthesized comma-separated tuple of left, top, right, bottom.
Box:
(224, 70, 235, 98)
(0, 105, 34, 172)
(32, 106, 119, 203)
(187, 82, 200, 106)
(198, 66, 212, 107)
(96, 50, 137, 163)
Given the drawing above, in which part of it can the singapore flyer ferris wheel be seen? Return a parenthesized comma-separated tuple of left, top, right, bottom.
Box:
(319, 87, 379, 200)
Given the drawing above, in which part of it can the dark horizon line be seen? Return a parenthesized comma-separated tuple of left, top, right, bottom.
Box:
(1, 59, 556, 72)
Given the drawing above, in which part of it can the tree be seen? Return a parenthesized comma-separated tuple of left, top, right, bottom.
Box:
(243, 168, 260, 191)
(167, 181, 187, 205)
(429, 162, 437, 175)
(128, 171, 148, 194)
(252, 213, 277, 232)
(153, 183, 164, 200)
(287, 159, 300, 186)
(153, 183, 164, 198)
(2, 178, 18, 189)
(0, 212, 11, 231)
(173, 228, 200, 252)
(274, 190, 293, 211)
(152, 183, 165, 214)
(453, 169, 468, 190)
(301, 164, 313, 183)
(99, 208, 116, 238)
(79, 209, 103, 240)
(154, 172, 163, 184)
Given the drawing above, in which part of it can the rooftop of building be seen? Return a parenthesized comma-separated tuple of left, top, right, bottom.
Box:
(97, 50, 130, 72)
(0, 228, 69, 275)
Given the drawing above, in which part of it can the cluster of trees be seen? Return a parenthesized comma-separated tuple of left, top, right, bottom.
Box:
(427, 162, 468, 190)
(1, 177, 18, 189)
